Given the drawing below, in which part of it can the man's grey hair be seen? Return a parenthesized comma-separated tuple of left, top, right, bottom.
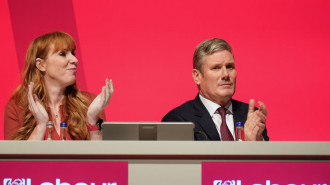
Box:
(193, 38, 233, 72)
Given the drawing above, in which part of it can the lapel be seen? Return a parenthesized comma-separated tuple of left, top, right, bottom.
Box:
(232, 99, 248, 125)
(192, 94, 220, 140)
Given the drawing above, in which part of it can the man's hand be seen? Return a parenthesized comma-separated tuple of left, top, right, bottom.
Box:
(244, 99, 267, 141)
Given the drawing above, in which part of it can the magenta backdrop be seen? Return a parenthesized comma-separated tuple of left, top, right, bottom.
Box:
(1, 0, 329, 141)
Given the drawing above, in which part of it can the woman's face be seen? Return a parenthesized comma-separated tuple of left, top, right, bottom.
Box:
(42, 44, 78, 87)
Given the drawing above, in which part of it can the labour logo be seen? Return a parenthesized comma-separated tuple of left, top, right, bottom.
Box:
(3, 178, 31, 185)
(213, 180, 242, 185)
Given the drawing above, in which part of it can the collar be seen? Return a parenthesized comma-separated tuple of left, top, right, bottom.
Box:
(199, 94, 233, 116)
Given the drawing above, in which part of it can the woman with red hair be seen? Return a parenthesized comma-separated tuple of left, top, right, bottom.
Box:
(4, 31, 113, 140)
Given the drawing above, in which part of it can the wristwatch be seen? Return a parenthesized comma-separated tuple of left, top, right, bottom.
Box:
(96, 119, 103, 131)
(86, 119, 103, 131)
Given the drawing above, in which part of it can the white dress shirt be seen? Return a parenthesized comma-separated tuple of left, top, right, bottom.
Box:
(199, 94, 235, 140)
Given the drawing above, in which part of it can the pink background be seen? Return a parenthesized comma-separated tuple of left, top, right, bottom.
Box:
(1, 0, 330, 141)
(0, 161, 128, 185)
(202, 162, 330, 185)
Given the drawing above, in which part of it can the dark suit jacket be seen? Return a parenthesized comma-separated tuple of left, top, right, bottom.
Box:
(162, 94, 269, 141)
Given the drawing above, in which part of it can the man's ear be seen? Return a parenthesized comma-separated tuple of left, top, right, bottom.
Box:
(192, 69, 202, 85)
(36, 58, 46, 72)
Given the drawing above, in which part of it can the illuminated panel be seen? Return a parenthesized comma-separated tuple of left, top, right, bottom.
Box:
(0, 0, 20, 140)
(72, 0, 330, 141)
(7, 0, 86, 90)
(1, 0, 330, 141)
(203, 162, 329, 185)
(0, 161, 128, 185)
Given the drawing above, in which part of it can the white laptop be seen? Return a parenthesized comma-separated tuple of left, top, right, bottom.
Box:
(102, 122, 194, 141)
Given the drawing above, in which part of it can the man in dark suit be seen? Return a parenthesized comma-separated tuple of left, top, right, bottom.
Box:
(162, 38, 269, 141)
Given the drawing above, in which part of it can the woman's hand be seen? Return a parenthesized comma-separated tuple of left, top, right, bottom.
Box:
(87, 79, 114, 125)
(27, 82, 49, 140)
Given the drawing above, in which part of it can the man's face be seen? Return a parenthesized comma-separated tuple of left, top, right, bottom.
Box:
(193, 50, 236, 106)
